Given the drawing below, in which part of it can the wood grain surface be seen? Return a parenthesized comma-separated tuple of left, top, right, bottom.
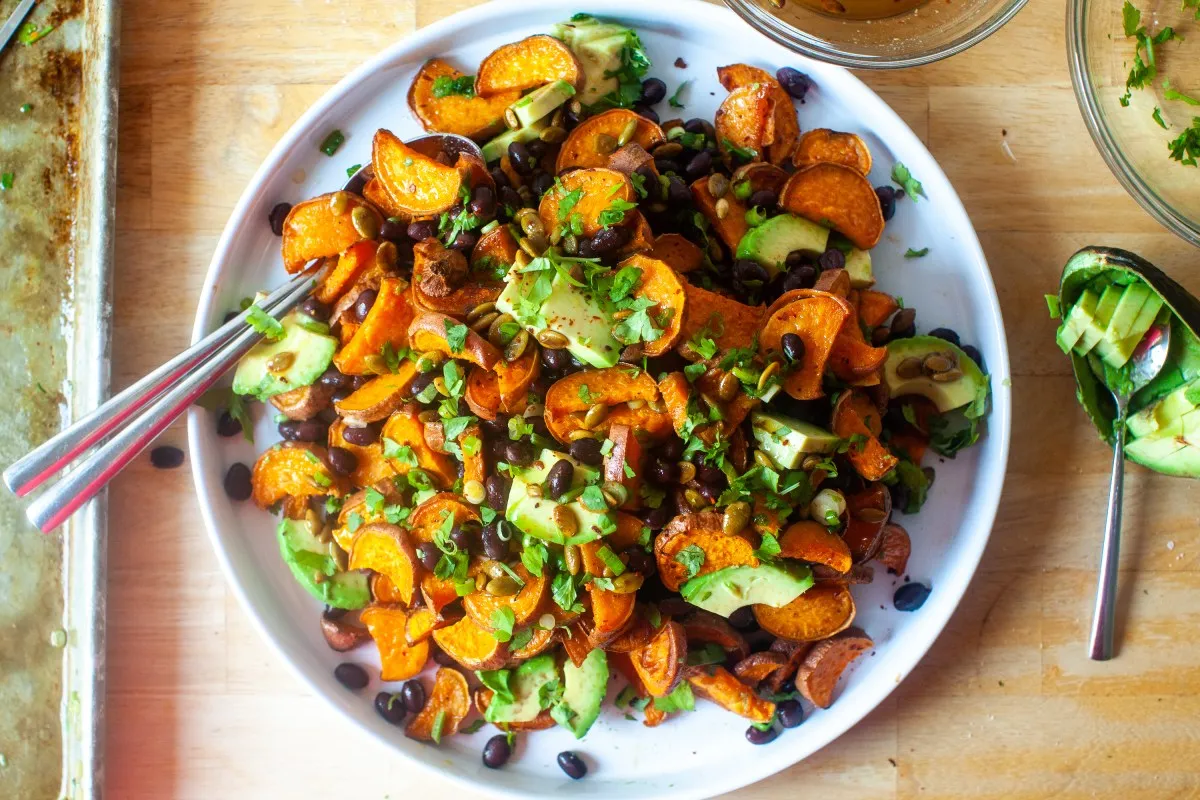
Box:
(106, 0, 1200, 797)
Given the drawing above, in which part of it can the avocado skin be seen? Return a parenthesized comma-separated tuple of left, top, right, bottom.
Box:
(1058, 246, 1200, 477)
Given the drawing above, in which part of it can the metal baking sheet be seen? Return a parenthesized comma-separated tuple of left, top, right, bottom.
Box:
(0, 0, 116, 797)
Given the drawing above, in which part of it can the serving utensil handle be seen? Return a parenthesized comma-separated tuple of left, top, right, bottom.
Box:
(1088, 418, 1126, 661)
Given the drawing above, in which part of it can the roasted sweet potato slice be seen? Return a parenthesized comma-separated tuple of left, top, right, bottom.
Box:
(470, 223, 521, 274)
(715, 62, 776, 91)
(793, 128, 873, 176)
(362, 178, 409, 221)
(328, 422, 395, 492)
(753, 582, 856, 642)
(334, 277, 416, 375)
(431, 616, 508, 671)
(408, 57, 518, 141)
(280, 193, 382, 274)
(631, 620, 686, 697)
(475, 34, 583, 96)
(464, 367, 502, 421)
(795, 628, 873, 708)
(654, 512, 759, 592)
(496, 347, 539, 412)
(405, 606, 449, 645)
(877, 523, 911, 575)
(557, 109, 665, 173)
(315, 240, 381, 305)
(690, 176, 748, 254)
(813, 268, 852, 299)
(779, 164, 884, 251)
(348, 523, 420, 607)
(603, 608, 659, 653)
(765, 639, 812, 694)
(615, 211, 656, 258)
(270, 382, 335, 421)
(335, 365, 419, 425)
(685, 665, 776, 723)
(412, 238, 503, 316)
(588, 585, 638, 646)
(678, 283, 767, 352)
(508, 626, 556, 663)
(607, 142, 656, 179)
(829, 334, 889, 382)
(421, 573, 461, 615)
(602, 423, 643, 511)
(373, 129, 463, 216)
(407, 311, 501, 371)
(361, 605, 430, 681)
(716, 84, 774, 166)
(778, 520, 853, 573)
(409, 492, 480, 545)
(538, 168, 634, 238)
(405, 667, 471, 741)
(681, 609, 750, 662)
(251, 443, 346, 508)
(832, 390, 898, 481)
(616, 254, 686, 356)
(857, 289, 899, 329)
(380, 406, 459, 488)
(715, 64, 798, 165)
(474, 687, 556, 731)
(842, 483, 892, 563)
(760, 292, 853, 400)
(463, 565, 547, 630)
(649, 233, 703, 274)
(373, 573, 409, 606)
(333, 483, 404, 549)
(543, 367, 673, 444)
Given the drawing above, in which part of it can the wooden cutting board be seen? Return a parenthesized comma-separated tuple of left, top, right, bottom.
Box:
(106, 0, 1200, 797)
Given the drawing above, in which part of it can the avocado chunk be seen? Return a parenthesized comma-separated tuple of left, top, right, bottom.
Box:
(883, 335, 988, 414)
(845, 248, 873, 288)
(481, 118, 549, 163)
(233, 311, 337, 401)
(734, 214, 830, 279)
(552, 15, 632, 106)
(1127, 378, 1200, 438)
(1074, 283, 1123, 356)
(480, 653, 561, 725)
(750, 411, 839, 469)
(553, 648, 608, 738)
(1056, 288, 1099, 355)
(1093, 282, 1153, 366)
(506, 474, 615, 546)
(680, 562, 813, 617)
(509, 80, 576, 130)
(496, 266, 621, 368)
(1124, 409, 1200, 477)
(277, 518, 369, 610)
(1104, 290, 1164, 368)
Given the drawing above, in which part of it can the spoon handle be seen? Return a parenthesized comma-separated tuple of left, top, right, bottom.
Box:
(1089, 418, 1126, 661)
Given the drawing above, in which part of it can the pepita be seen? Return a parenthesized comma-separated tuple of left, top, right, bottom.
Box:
(513, 250, 532, 269)
(563, 544, 582, 576)
(700, 392, 722, 412)
(351, 205, 380, 240)
(922, 353, 956, 374)
(717, 371, 740, 402)
(523, 403, 546, 419)
(418, 409, 440, 424)
(432, 376, 450, 396)
(684, 488, 708, 510)
(466, 301, 497, 323)
(375, 240, 399, 271)
(517, 210, 545, 238)
(553, 504, 579, 537)
(504, 107, 520, 130)
(329, 191, 351, 216)
(895, 357, 924, 380)
(463, 479, 486, 506)
(677, 461, 697, 484)
(601, 481, 629, 507)
(931, 368, 964, 383)
(504, 329, 530, 362)
(519, 234, 547, 258)
(611, 572, 645, 594)
(568, 428, 600, 442)
(471, 310, 501, 333)
(540, 125, 568, 144)
(617, 119, 639, 147)
(758, 361, 781, 393)
(561, 233, 579, 255)
(536, 329, 570, 349)
(626, 398, 646, 411)
(595, 133, 618, 155)
(722, 501, 752, 535)
(714, 197, 730, 220)
(415, 351, 444, 373)
(569, 99, 583, 115)
(647, 399, 665, 413)
(548, 226, 564, 246)
(583, 404, 610, 430)
(488, 313, 517, 348)
(707, 173, 730, 199)
(801, 454, 824, 471)
(482, 560, 507, 579)
(330, 542, 349, 571)
(526, 482, 543, 499)
(476, 573, 488, 591)
(312, 570, 326, 585)
(652, 142, 684, 158)
(486, 575, 521, 597)
(266, 351, 296, 374)
(611, 309, 633, 322)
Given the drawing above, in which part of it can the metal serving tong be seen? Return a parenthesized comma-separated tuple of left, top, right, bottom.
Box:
(4, 133, 481, 533)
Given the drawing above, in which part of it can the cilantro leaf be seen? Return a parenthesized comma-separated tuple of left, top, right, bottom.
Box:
(674, 544, 705, 579)
(721, 138, 758, 161)
(245, 305, 285, 341)
(551, 570, 580, 613)
(653, 681, 695, 713)
(382, 438, 418, 466)
(609, 266, 642, 302)
(491, 607, 516, 643)
(754, 533, 781, 561)
(668, 80, 692, 109)
(432, 74, 475, 98)
(1168, 117, 1200, 166)
(891, 162, 926, 201)
(1122, 0, 1141, 36)
(476, 668, 514, 704)
(612, 297, 663, 345)
(444, 319, 469, 353)
(904, 247, 930, 258)
(598, 198, 638, 228)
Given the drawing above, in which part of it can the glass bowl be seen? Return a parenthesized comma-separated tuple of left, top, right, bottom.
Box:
(1068, 0, 1200, 248)
(722, 0, 1028, 69)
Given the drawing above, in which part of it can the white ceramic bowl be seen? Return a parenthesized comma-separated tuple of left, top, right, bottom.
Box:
(188, 1, 1012, 796)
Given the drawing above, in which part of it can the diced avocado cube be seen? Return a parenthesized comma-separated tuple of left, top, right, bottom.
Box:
(1106, 292, 1165, 368)
(734, 214, 830, 279)
(1094, 282, 1152, 366)
(1127, 377, 1200, 439)
(845, 248, 873, 288)
(750, 411, 840, 469)
(1073, 283, 1122, 356)
(233, 311, 337, 401)
(482, 118, 549, 164)
(510, 80, 576, 129)
(552, 16, 631, 105)
(680, 562, 813, 617)
(1124, 408, 1200, 477)
(1056, 288, 1099, 355)
(277, 518, 369, 610)
(506, 475, 614, 546)
(553, 648, 608, 738)
(496, 267, 621, 368)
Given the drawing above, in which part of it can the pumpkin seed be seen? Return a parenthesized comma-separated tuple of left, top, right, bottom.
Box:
(714, 197, 730, 220)
(540, 125, 568, 144)
(536, 329, 570, 349)
(418, 409, 440, 424)
(652, 142, 684, 159)
(677, 461, 697, 484)
(595, 133, 618, 155)
(647, 399, 664, 413)
(504, 329, 530, 362)
(612, 572, 644, 594)
(700, 392, 722, 412)
(487, 313, 516, 348)
(626, 398, 646, 411)
(526, 482, 543, 499)
(757, 361, 781, 393)
(923, 353, 956, 374)
(519, 235, 547, 258)
(486, 575, 521, 597)
(563, 544, 582, 576)
(523, 403, 546, 418)
(567, 428, 600, 442)
(561, 233, 579, 255)
(895, 357, 924, 380)
(470, 310, 501, 333)
(464, 479, 486, 506)
(481, 560, 506, 579)
(551, 107, 566, 129)
(548, 226, 564, 246)
(415, 351, 444, 373)
(722, 501, 752, 535)
(931, 368, 964, 383)
(611, 308, 633, 322)
(504, 107, 520, 130)
(707, 173, 730, 199)
(375, 240, 398, 271)
(583, 404, 609, 430)
(617, 119, 639, 147)
(466, 301, 497, 324)
(351, 205, 380, 239)
(329, 191, 351, 216)
(717, 371, 740, 402)
(517, 185, 535, 206)
(801, 454, 824, 471)
(553, 504, 579, 537)
(684, 488, 708, 510)
(513, 250, 532, 269)
(517, 210, 545, 238)
(330, 541, 348, 571)
(266, 351, 295, 374)
(475, 573, 488, 591)
(569, 99, 583, 115)
(602, 481, 629, 507)
(432, 376, 449, 396)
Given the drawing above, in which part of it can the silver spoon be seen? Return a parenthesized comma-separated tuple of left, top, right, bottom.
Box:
(1088, 322, 1172, 661)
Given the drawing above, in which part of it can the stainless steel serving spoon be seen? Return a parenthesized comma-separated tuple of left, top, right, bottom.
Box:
(1088, 323, 1171, 661)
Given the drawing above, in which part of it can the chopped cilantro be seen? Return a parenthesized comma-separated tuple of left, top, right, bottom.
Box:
(904, 247, 930, 258)
(754, 533, 781, 561)
(551, 570, 581, 613)
(491, 607, 516, 642)
(245, 305, 285, 341)
(891, 162, 925, 201)
(345, 163, 362, 177)
(444, 319, 469, 353)
(382, 438, 418, 466)
(598, 197, 638, 228)
(578, 384, 594, 404)
(1153, 107, 1168, 129)
(1168, 117, 1200, 165)
(1164, 81, 1200, 106)
(653, 681, 695, 713)
(668, 80, 692, 109)
(589, 30, 651, 110)
(674, 544, 705, 579)
(431, 74, 476, 98)
(721, 138, 758, 161)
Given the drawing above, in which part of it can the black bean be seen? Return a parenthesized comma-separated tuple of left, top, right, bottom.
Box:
(508, 141, 534, 175)
(875, 186, 896, 221)
(733, 259, 769, 285)
(503, 439, 533, 467)
(575, 238, 596, 259)
(557, 751, 588, 779)
(644, 502, 672, 530)
(490, 167, 511, 189)
(777, 700, 805, 729)
(379, 218, 408, 243)
(278, 420, 326, 443)
(448, 526, 475, 555)
(407, 219, 438, 241)
(775, 67, 813, 101)
(818, 248, 846, 271)
(216, 411, 243, 438)
(927, 327, 960, 346)
(525, 171, 551, 199)
(485, 473, 512, 511)
(746, 629, 774, 652)
(667, 176, 691, 205)
(541, 347, 572, 372)
(635, 105, 660, 124)
(622, 546, 652, 573)
(746, 724, 781, 745)
(568, 437, 603, 466)
(962, 344, 983, 368)
(781, 264, 817, 292)
(224, 463, 252, 501)
(546, 459, 575, 500)
(374, 691, 407, 725)
(748, 189, 777, 209)
(468, 185, 496, 218)
(658, 438, 685, 461)
(684, 150, 713, 180)
(299, 296, 329, 322)
(223, 310, 240, 324)
(268, 202, 292, 236)
(728, 606, 756, 631)
(684, 117, 708, 134)
(334, 662, 369, 690)
(319, 366, 351, 391)
(413, 542, 440, 572)
(150, 446, 184, 469)
(401, 680, 426, 712)
(654, 157, 681, 175)
(327, 446, 357, 476)
(354, 289, 378, 323)
(890, 307, 917, 339)
(696, 464, 726, 489)
(341, 423, 380, 446)
(450, 231, 478, 251)
(498, 185, 523, 214)
(782, 333, 806, 363)
(650, 458, 679, 485)
(409, 371, 435, 399)
(588, 224, 631, 255)
(432, 648, 456, 667)
(894, 582, 931, 611)
(888, 483, 910, 515)
(481, 522, 509, 561)
(640, 77, 667, 105)
(350, 374, 372, 390)
(483, 734, 512, 769)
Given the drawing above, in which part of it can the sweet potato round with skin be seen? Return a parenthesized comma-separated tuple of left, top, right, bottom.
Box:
(764, 639, 813, 694)
(760, 292, 853, 400)
(508, 626, 556, 663)
(281, 192, 382, 274)
(270, 382, 335, 421)
(603, 423, 643, 511)
(334, 277, 416, 375)
(678, 283, 767, 352)
(362, 178, 410, 221)
(603, 609, 659, 653)
(779, 163, 885, 251)
(793, 128, 873, 176)
(617, 254, 687, 356)
(421, 573, 460, 615)
(431, 616, 509, 671)
(465, 350, 541, 420)
(681, 609, 750, 662)
(561, 619, 594, 668)
(408, 57, 519, 141)
(464, 367, 502, 421)
(544, 367, 673, 445)
(463, 564, 547, 630)
(615, 211, 655, 258)
(251, 443, 347, 508)
(328, 422, 396, 493)
(409, 493, 481, 545)
(373, 129, 463, 216)
(405, 667, 471, 741)
(476, 34, 583, 96)
(607, 142, 657, 179)
(717, 64, 799, 165)
(380, 406, 459, 488)
(405, 606, 449, 645)
(557, 109, 665, 172)
(813, 268, 852, 298)
(315, 240, 381, 306)
(796, 627, 874, 708)
(655, 512, 760, 592)
(538, 168, 634, 238)
(732, 161, 790, 197)
(685, 665, 776, 723)
(649, 233, 703, 274)
(407, 311, 501, 371)
(631, 619, 686, 697)
(829, 334, 889, 382)
(372, 573, 409, 605)
(716, 84, 775, 165)
(334, 364, 419, 425)
(857, 289, 899, 329)
(348, 523, 420, 607)
(832, 391, 898, 481)
(588, 585, 638, 646)
(778, 520, 853, 573)
(842, 483, 892, 563)
(412, 239, 503, 316)
(334, 482, 404, 550)
(733, 650, 789, 685)
(470, 223, 521, 274)
(690, 176, 748, 253)
(753, 582, 856, 642)
(474, 687, 556, 731)
(361, 605, 431, 681)
(877, 523, 912, 575)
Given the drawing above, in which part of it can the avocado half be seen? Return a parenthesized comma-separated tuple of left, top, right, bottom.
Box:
(1058, 246, 1200, 477)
